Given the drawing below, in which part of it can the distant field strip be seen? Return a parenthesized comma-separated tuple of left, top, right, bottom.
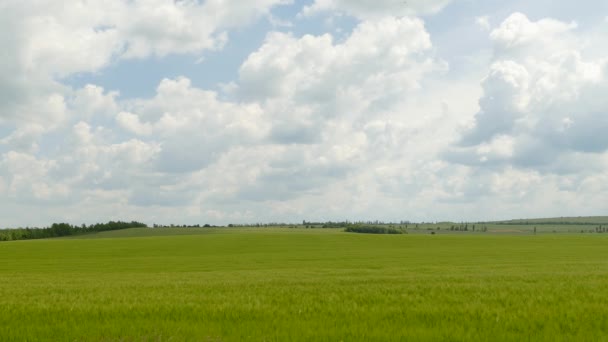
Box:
(1, 228, 608, 341)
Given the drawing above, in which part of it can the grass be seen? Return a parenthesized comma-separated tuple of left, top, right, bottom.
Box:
(1, 228, 608, 341)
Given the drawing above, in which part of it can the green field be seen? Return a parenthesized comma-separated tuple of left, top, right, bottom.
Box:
(2, 227, 608, 341)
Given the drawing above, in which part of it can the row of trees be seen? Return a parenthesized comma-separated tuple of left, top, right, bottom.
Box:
(152, 224, 218, 228)
(488, 220, 608, 226)
(344, 226, 404, 234)
(446, 224, 488, 232)
(0, 221, 147, 242)
(303, 220, 414, 226)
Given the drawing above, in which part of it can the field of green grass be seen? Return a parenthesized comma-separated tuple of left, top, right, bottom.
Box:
(2, 227, 608, 341)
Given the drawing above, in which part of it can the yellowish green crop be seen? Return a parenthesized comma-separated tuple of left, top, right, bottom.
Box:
(1, 228, 607, 341)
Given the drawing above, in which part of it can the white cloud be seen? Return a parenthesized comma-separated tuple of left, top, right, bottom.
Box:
(0, 0, 287, 124)
(70, 85, 120, 120)
(239, 17, 444, 107)
(0, 151, 69, 201)
(19, 0, 288, 72)
(301, 0, 452, 19)
(476, 16, 491, 31)
(202, 17, 483, 219)
(0, 124, 46, 153)
(446, 13, 608, 173)
(413, 11, 608, 221)
(116, 112, 154, 136)
(117, 77, 268, 173)
(1, 14, 476, 224)
(2, 3, 608, 225)
(490, 12, 578, 53)
(0, 0, 292, 223)
(236, 16, 453, 167)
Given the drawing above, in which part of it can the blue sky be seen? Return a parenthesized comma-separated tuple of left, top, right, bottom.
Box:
(1, 0, 608, 226)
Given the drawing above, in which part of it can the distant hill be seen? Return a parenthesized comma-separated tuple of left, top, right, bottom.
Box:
(483, 216, 608, 225)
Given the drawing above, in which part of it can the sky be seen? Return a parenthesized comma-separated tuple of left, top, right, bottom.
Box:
(1, 0, 608, 226)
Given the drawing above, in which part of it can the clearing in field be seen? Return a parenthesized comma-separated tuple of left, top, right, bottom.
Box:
(1, 227, 608, 341)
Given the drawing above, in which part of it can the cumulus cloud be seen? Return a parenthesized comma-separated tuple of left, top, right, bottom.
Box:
(0, 150, 68, 202)
(114, 16, 452, 198)
(0, 0, 287, 123)
(2, 13, 474, 224)
(202, 17, 484, 219)
(70, 85, 120, 120)
(447, 11, 608, 194)
(489, 12, 578, 55)
(118, 77, 268, 173)
(2, 2, 608, 226)
(301, 0, 452, 19)
(238, 17, 447, 147)
(22, 0, 287, 71)
(0, 0, 291, 225)
(475, 16, 491, 31)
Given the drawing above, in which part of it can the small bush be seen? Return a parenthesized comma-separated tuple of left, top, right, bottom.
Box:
(344, 226, 403, 234)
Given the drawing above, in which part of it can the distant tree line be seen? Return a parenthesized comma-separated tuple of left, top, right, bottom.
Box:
(152, 224, 218, 228)
(344, 226, 404, 234)
(0, 221, 147, 242)
(485, 221, 608, 226)
(303, 220, 412, 227)
(226, 223, 288, 228)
